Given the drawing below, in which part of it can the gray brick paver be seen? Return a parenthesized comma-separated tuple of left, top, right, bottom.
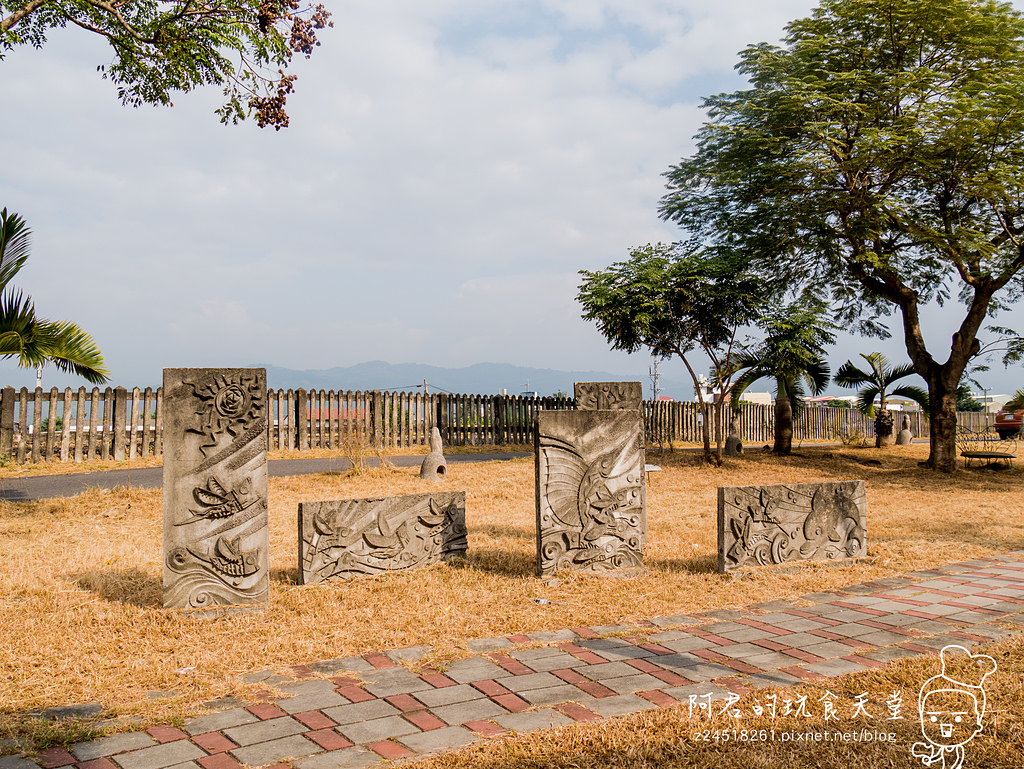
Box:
(0, 757, 40, 769)
(359, 667, 433, 697)
(337, 715, 421, 744)
(755, 615, 827, 633)
(584, 694, 658, 717)
(293, 747, 381, 769)
(497, 672, 563, 692)
(716, 642, 775, 659)
(430, 697, 509, 726)
(276, 690, 350, 714)
(510, 647, 571, 662)
(183, 707, 258, 736)
(575, 661, 641, 680)
(599, 673, 665, 695)
(412, 683, 487, 708)
(525, 629, 579, 644)
(801, 641, 864, 659)
(493, 709, 573, 732)
(519, 685, 593, 707)
(443, 658, 508, 684)
(224, 716, 307, 747)
(321, 699, 400, 725)
(307, 656, 375, 675)
(650, 652, 705, 670)
(517, 653, 585, 672)
(276, 679, 340, 696)
(657, 636, 715, 653)
(72, 732, 156, 761)
(111, 740, 206, 769)
(397, 726, 480, 753)
(230, 735, 322, 766)
(802, 658, 872, 677)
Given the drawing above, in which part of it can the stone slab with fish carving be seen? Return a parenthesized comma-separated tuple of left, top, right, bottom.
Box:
(534, 410, 646, 577)
(163, 368, 269, 610)
(297, 491, 468, 584)
(717, 480, 866, 573)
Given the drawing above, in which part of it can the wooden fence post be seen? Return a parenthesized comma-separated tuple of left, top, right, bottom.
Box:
(112, 386, 127, 461)
(296, 389, 309, 450)
(0, 387, 13, 458)
(370, 391, 383, 448)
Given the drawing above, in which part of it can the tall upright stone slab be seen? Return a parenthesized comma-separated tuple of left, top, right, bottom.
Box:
(298, 491, 467, 584)
(163, 368, 268, 610)
(534, 410, 646, 577)
(574, 381, 643, 411)
(717, 480, 867, 573)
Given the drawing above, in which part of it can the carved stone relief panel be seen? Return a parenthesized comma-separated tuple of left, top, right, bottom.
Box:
(574, 381, 643, 411)
(717, 480, 867, 573)
(163, 368, 268, 610)
(298, 491, 468, 584)
(535, 410, 646, 577)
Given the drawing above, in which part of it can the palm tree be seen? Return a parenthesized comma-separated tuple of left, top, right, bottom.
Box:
(729, 298, 835, 455)
(834, 352, 928, 447)
(0, 209, 109, 383)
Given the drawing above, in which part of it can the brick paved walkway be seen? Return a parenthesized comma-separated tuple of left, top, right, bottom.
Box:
(8, 552, 1024, 769)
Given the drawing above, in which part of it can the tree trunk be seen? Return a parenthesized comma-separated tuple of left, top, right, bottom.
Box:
(926, 378, 960, 472)
(874, 409, 894, 448)
(713, 397, 726, 463)
(699, 401, 715, 463)
(773, 397, 793, 454)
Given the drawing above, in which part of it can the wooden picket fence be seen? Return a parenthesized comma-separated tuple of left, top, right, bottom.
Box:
(0, 385, 995, 465)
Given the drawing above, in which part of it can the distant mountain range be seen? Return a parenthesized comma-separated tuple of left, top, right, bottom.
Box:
(0, 360, 699, 400)
(253, 361, 696, 400)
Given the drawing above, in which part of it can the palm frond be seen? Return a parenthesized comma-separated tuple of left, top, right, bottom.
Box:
(889, 384, 929, 411)
(29, 320, 110, 384)
(834, 359, 871, 387)
(855, 386, 879, 416)
(0, 209, 31, 293)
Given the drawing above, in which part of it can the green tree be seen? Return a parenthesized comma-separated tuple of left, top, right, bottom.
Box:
(955, 385, 984, 412)
(0, 209, 109, 383)
(728, 297, 834, 455)
(577, 242, 761, 464)
(1, 0, 331, 129)
(834, 353, 929, 447)
(659, 0, 1024, 472)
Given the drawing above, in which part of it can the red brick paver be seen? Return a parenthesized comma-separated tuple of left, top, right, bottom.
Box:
(367, 740, 416, 759)
(306, 729, 353, 751)
(294, 711, 337, 730)
(192, 733, 238, 754)
(556, 702, 601, 722)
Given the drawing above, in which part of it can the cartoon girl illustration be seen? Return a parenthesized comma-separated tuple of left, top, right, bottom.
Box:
(911, 645, 997, 769)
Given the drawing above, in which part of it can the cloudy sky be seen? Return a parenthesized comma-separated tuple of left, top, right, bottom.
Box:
(2, 0, 1023, 399)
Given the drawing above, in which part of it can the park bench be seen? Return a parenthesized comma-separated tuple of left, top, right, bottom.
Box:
(955, 427, 1017, 469)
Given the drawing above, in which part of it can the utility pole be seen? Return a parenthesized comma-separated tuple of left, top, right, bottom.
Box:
(423, 379, 429, 396)
(649, 359, 662, 401)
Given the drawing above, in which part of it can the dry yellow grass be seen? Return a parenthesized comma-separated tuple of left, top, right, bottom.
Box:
(0, 443, 1022, 752)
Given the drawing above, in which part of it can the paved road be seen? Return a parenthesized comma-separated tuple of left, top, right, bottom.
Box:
(0, 454, 531, 502)
(13, 552, 1023, 769)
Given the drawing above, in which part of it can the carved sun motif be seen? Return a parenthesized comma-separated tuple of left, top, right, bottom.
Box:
(186, 373, 263, 455)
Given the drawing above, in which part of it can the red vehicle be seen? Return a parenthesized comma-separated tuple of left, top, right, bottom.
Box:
(994, 408, 1023, 439)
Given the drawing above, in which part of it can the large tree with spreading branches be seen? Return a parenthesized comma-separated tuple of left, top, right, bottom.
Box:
(660, 0, 1024, 472)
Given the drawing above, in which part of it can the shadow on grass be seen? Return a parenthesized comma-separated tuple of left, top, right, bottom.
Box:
(472, 523, 533, 541)
(465, 548, 535, 578)
(71, 568, 161, 607)
(645, 555, 719, 574)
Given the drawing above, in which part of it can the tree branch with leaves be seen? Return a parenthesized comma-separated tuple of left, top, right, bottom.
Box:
(1, 0, 332, 128)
